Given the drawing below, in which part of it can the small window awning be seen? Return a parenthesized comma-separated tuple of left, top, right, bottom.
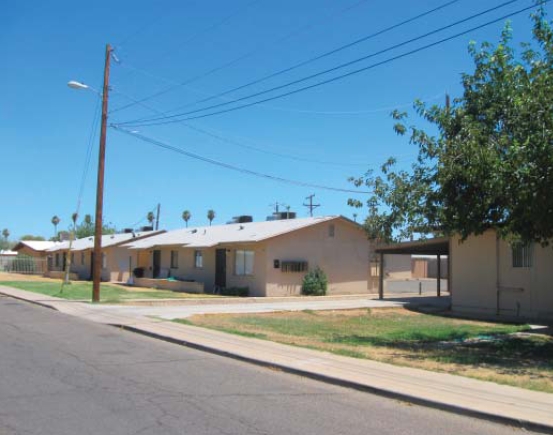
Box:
(375, 237, 449, 256)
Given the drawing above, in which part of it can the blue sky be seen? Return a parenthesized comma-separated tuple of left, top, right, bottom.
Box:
(2, 0, 549, 240)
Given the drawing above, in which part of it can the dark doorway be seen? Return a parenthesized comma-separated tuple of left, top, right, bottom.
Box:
(152, 250, 161, 278)
(215, 249, 226, 288)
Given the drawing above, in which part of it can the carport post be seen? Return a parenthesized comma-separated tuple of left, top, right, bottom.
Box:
(437, 254, 441, 297)
(378, 252, 384, 300)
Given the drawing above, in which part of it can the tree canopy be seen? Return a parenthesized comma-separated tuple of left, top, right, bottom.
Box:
(349, 9, 553, 245)
(73, 214, 116, 239)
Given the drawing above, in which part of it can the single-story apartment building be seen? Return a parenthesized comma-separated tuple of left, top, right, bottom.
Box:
(124, 216, 371, 297)
(451, 230, 553, 322)
(13, 240, 61, 257)
(46, 230, 164, 281)
(375, 231, 552, 322)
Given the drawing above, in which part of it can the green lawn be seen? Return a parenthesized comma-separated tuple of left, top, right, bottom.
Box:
(0, 281, 196, 303)
(178, 308, 553, 392)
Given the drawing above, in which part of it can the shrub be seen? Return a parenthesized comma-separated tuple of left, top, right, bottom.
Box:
(220, 286, 249, 297)
(301, 267, 328, 296)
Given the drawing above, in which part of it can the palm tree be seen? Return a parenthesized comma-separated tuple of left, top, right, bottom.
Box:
(182, 210, 191, 228)
(207, 209, 215, 226)
(147, 211, 155, 228)
(2, 228, 9, 242)
(51, 215, 60, 239)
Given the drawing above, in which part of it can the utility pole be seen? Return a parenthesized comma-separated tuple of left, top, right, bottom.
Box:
(155, 203, 161, 230)
(92, 43, 112, 303)
(303, 194, 320, 217)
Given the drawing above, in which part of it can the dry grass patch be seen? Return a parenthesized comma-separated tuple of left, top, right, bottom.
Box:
(179, 308, 553, 393)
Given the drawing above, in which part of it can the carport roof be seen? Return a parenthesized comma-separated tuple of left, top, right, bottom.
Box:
(375, 237, 449, 256)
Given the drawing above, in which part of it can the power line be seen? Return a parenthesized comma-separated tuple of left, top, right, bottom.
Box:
(74, 94, 102, 218)
(120, 0, 522, 126)
(141, 0, 460, 118)
(120, 0, 539, 127)
(110, 83, 418, 167)
(110, 0, 372, 114)
(111, 125, 372, 194)
(114, 61, 443, 116)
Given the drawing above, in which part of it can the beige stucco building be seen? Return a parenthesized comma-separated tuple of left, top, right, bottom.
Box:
(46, 230, 163, 281)
(125, 216, 371, 297)
(451, 230, 553, 322)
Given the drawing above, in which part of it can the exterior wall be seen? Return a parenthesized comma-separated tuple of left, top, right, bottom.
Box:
(224, 243, 267, 297)
(107, 246, 134, 282)
(70, 251, 91, 280)
(451, 230, 553, 321)
(163, 247, 217, 291)
(384, 254, 412, 280)
(412, 257, 449, 279)
(264, 220, 369, 297)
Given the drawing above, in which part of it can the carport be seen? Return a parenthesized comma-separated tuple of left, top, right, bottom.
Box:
(375, 237, 450, 299)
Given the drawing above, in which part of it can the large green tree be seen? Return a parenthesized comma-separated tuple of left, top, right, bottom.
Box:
(350, 9, 553, 245)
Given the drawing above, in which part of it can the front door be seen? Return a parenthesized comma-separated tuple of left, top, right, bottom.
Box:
(215, 249, 226, 289)
(152, 250, 161, 278)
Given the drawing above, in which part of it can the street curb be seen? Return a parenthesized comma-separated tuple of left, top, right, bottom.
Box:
(117, 323, 553, 435)
(0, 291, 59, 312)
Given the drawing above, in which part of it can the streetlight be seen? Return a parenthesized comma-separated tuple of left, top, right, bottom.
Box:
(68, 43, 112, 302)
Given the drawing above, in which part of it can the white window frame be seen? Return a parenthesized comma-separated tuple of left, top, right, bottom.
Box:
(101, 253, 107, 269)
(235, 250, 254, 276)
(194, 250, 203, 268)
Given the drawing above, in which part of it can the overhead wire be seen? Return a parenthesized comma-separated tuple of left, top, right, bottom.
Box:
(113, 61, 443, 117)
(119, 0, 541, 127)
(111, 125, 372, 194)
(110, 0, 373, 114)
(110, 85, 420, 167)
(143, 0, 461, 117)
(74, 94, 102, 218)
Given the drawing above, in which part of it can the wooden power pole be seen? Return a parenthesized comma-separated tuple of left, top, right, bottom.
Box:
(92, 43, 112, 303)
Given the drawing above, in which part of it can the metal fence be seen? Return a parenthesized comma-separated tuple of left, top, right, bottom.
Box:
(0, 256, 47, 275)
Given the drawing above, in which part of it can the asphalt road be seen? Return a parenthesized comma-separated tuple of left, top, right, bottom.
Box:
(0, 296, 535, 435)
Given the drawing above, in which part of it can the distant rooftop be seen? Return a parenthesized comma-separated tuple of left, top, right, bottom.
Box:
(46, 230, 164, 252)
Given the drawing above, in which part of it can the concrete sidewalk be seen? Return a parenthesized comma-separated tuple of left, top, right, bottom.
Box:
(2, 285, 552, 433)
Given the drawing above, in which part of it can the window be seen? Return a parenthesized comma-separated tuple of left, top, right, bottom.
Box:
(235, 250, 254, 275)
(71, 253, 75, 264)
(281, 261, 308, 273)
(55, 253, 60, 267)
(81, 252, 85, 266)
(170, 250, 179, 268)
(512, 243, 533, 268)
(194, 250, 203, 268)
(328, 224, 335, 238)
(101, 253, 107, 269)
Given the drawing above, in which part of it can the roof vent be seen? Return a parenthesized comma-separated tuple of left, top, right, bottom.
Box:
(228, 215, 253, 224)
(268, 211, 296, 221)
(191, 229, 197, 233)
(239, 225, 244, 230)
